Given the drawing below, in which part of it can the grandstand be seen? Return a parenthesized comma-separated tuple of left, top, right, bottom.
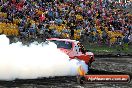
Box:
(0, 0, 131, 46)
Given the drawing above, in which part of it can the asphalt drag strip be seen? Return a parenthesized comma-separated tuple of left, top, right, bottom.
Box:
(0, 57, 132, 88)
(0, 68, 131, 88)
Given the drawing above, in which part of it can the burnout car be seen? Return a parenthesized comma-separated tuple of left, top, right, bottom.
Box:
(47, 38, 95, 67)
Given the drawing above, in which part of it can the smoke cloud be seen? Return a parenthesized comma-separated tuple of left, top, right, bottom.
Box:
(0, 35, 88, 81)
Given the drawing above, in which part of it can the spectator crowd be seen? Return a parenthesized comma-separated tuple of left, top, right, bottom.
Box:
(0, 0, 131, 46)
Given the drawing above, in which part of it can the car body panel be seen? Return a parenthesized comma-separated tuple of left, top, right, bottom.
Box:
(47, 38, 95, 65)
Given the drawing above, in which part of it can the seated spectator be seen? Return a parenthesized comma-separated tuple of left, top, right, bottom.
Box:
(0, 0, 131, 47)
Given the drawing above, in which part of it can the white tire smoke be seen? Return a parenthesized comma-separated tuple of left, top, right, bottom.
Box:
(0, 35, 88, 81)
